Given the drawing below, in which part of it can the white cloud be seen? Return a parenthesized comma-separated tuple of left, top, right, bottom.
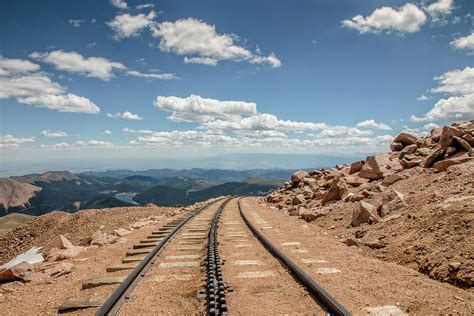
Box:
(151, 18, 281, 67)
(450, 32, 474, 54)
(136, 3, 154, 9)
(111, 0, 128, 9)
(123, 127, 154, 134)
(126, 70, 177, 80)
(0, 57, 100, 113)
(0, 135, 35, 148)
(76, 140, 113, 147)
(342, 3, 427, 34)
(104, 130, 112, 134)
(30, 50, 126, 81)
(425, 0, 454, 22)
(40, 130, 69, 137)
(417, 94, 430, 101)
(69, 19, 85, 27)
(0, 56, 40, 76)
(356, 119, 392, 130)
(107, 111, 143, 120)
(154, 95, 257, 122)
(41, 140, 113, 149)
(423, 122, 440, 130)
(107, 11, 156, 40)
(410, 67, 474, 121)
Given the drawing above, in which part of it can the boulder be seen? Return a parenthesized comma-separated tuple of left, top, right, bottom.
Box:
(453, 136, 472, 156)
(90, 232, 118, 246)
(349, 161, 364, 174)
(46, 246, 85, 262)
(352, 201, 378, 227)
(0, 262, 33, 283)
(446, 146, 458, 157)
(266, 195, 283, 203)
(42, 235, 73, 255)
(400, 157, 422, 169)
(131, 220, 154, 229)
(400, 144, 418, 158)
(421, 148, 446, 168)
(344, 175, 367, 187)
(291, 170, 308, 184)
(358, 153, 402, 180)
(321, 178, 349, 205)
(439, 126, 463, 149)
(378, 189, 406, 217)
(390, 142, 403, 152)
(303, 177, 318, 187)
(292, 194, 305, 205)
(381, 174, 403, 186)
(430, 127, 443, 141)
(299, 209, 326, 222)
(433, 155, 474, 172)
(393, 132, 418, 147)
(462, 133, 474, 146)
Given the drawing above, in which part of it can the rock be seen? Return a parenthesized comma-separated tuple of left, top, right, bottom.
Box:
(381, 174, 403, 186)
(390, 142, 403, 152)
(439, 126, 462, 149)
(344, 238, 360, 247)
(393, 132, 418, 147)
(113, 228, 131, 237)
(299, 209, 326, 222)
(448, 262, 461, 271)
(349, 160, 365, 174)
(303, 177, 317, 187)
(363, 241, 387, 249)
(344, 175, 367, 187)
(400, 144, 418, 158)
(321, 178, 349, 205)
(349, 193, 367, 202)
(378, 189, 406, 217)
(462, 133, 474, 146)
(266, 195, 283, 203)
(453, 136, 472, 156)
(421, 148, 446, 168)
(90, 232, 118, 246)
(131, 220, 153, 229)
(292, 194, 305, 206)
(78, 236, 92, 247)
(291, 170, 308, 184)
(400, 157, 422, 169)
(358, 153, 402, 180)
(49, 262, 74, 278)
(417, 147, 431, 157)
(446, 146, 458, 157)
(431, 127, 443, 141)
(0, 262, 33, 283)
(352, 201, 378, 227)
(433, 156, 473, 172)
(46, 246, 85, 262)
(42, 235, 74, 255)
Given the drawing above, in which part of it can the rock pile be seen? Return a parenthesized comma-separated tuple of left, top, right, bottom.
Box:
(265, 120, 473, 226)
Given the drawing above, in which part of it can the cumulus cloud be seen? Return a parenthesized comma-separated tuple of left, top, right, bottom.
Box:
(0, 135, 35, 148)
(136, 3, 154, 9)
(356, 119, 392, 130)
(110, 0, 128, 9)
(40, 130, 69, 137)
(126, 70, 177, 80)
(107, 11, 156, 39)
(151, 18, 281, 67)
(122, 127, 154, 134)
(104, 130, 112, 134)
(0, 57, 100, 113)
(342, 3, 427, 34)
(69, 19, 85, 27)
(107, 111, 143, 120)
(424, 0, 454, 23)
(410, 67, 474, 121)
(154, 95, 257, 122)
(417, 94, 430, 101)
(30, 50, 126, 81)
(450, 32, 474, 54)
(41, 140, 113, 149)
(423, 122, 440, 130)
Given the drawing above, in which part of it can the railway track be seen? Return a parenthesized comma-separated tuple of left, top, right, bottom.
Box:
(93, 197, 349, 315)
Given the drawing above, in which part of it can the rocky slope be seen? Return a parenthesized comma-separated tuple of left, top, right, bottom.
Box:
(265, 120, 473, 288)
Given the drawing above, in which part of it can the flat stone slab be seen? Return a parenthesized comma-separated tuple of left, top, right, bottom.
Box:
(301, 259, 327, 264)
(281, 242, 301, 246)
(106, 264, 137, 272)
(165, 254, 200, 259)
(236, 271, 275, 278)
(82, 276, 125, 289)
(146, 274, 196, 282)
(231, 260, 262, 265)
(58, 296, 105, 312)
(159, 261, 200, 267)
(365, 306, 407, 315)
(315, 268, 341, 274)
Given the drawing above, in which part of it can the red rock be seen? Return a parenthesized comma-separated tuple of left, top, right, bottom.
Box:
(291, 170, 308, 184)
(292, 194, 305, 205)
(42, 235, 74, 255)
(299, 209, 326, 222)
(462, 133, 474, 146)
(400, 144, 418, 157)
(390, 142, 403, 152)
(349, 161, 364, 174)
(47, 246, 85, 261)
(421, 148, 446, 168)
(433, 155, 473, 171)
(358, 153, 402, 180)
(378, 189, 406, 217)
(439, 126, 463, 149)
(446, 146, 458, 157)
(381, 174, 403, 186)
(321, 178, 349, 205)
(352, 201, 378, 227)
(393, 132, 418, 146)
(453, 136, 472, 156)
(0, 262, 33, 283)
(430, 127, 443, 141)
(344, 175, 367, 187)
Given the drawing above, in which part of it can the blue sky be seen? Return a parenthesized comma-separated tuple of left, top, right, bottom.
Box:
(0, 0, 473, 174)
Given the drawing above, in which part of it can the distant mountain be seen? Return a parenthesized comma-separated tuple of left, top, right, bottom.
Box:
(134, 181, 278, 206)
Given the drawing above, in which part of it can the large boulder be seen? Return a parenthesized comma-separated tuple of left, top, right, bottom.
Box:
(0, 262, 33, 283)
(42, 235, 73, 255)
(291, 170, 308, 184)
(453, 136, 472, 156)
(393, 132, 418, 147)
(292, 194, 305, 205)
(358, 153, 402, 180)
(378, 189, 406, 217)
(430, 127, 443, 141)
(46, 246, 85, 262)
(344, 175, 368, 187)
(399, 144, 418, 158)
(390, 142, 403, 152)
(439, 126, 463, 149)
(433, 155, 474, 172)
(321, 178, 349, 205)
(352, 201, 378, 227)
(349, 161, 365, 174)
(381, 174, 403, 186)
(421, 148, 446, 168)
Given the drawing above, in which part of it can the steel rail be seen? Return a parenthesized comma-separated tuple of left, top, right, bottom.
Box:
(206, 198, 231, 316)
(95, 198, 224, 316)
(237, 198, 351, 316)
